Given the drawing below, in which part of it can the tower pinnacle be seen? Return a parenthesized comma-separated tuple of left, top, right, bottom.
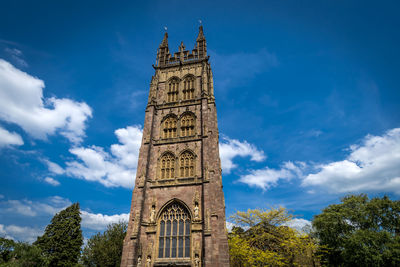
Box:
(160, 32, 169, 48)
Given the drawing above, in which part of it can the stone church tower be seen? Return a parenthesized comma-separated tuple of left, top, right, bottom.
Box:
(121, 26, 230, 267)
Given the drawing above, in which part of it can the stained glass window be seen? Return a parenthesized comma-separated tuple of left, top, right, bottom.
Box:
(158, 202, 191, 258)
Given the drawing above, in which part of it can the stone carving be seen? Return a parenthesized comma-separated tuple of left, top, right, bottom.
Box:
(194, 254, 201, 267)
(146, 256, 151, 267)
(194, 202, 199, 219)
(136, 256, 142, 267)
(150, 205, 156, 223)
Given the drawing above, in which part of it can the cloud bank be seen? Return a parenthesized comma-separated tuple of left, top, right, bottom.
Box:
(303, 128, 400, 194)
(0, 59, 92, 144)
(238, 127, 400, 195)
(219, 136, 266, 173)
(0, 195, 129, 242)
(58, 125, 142, 188)
(0, 125, 23, 147)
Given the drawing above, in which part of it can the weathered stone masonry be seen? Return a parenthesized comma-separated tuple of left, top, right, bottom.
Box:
(121, 26, 230, 267)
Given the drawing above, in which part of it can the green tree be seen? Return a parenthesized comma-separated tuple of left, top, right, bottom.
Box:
(0, 238, 46, 267)
(34, 202, 83, 267)
(312, 194, 400, 266)
(81, 221, 127, 267)
(0, 237, 16, 264)
(228, 207, 320, 267)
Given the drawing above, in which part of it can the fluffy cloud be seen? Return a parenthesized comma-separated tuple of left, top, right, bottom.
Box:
(0, 196, 72, 217)
(283, 218, 312, 233)
(62, 125, 142, 188)
(81, 211, 129, 231)
(0, 125, 23, 147)
(0, 59, 92, 144)
(239, 161, 305, 190)
(44, 159, 65, 175)
(303, 128, 400, 194)
(0, 195, 129, 242)
(43, 177, 60, 186)
(0, 224, 43, 243)
(219, 136, 266, 173)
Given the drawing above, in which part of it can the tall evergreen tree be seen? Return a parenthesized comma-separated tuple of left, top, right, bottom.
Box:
(34, 202, 83, 267)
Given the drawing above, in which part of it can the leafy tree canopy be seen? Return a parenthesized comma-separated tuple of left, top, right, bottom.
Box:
(312, 194, 400, 266)
(0, 238, 46, 267)
(228, 207, 320, 267)
(34, 202, 83, 267)
(81, 221, 127, 267)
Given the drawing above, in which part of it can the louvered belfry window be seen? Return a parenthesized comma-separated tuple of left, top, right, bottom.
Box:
(160, 153, 175, 179)
(167, 79, 179, 102)
(163, 116, 177, 139)
(180, 114, 195, 137)
(179, 151, 195, 177)
(182, 76, 195, 100)
(158, 202, 191, 258)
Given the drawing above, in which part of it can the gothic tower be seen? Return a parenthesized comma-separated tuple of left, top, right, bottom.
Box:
(121, 26, 230, 267)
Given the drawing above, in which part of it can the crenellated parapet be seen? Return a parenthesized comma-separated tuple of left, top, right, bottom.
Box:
(155, 26, 208, 68)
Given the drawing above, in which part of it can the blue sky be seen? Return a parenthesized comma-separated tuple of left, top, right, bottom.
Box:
(1, 0, 399, 242)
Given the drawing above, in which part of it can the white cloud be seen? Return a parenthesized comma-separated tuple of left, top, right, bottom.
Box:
(0, 196, 71, 217)
(219, 136, 266, 173)
(0, 59, 92, 144)
(44, 177, 60, 186)
(62, 125, 142, 188)
(0, 195, 128, 242)
(5, 200, 37, 216)
(239, 161, 305, 190)
(0, 224, 43, 243)
(302, 128, 400, 194)
(4, 47, 28, 68)
(226, 221, 235, 232)
(81, 211, 129, 231)
(0, 125, 23, 147)
(283, 218, 312, 233)
(44, 159, 65, 175)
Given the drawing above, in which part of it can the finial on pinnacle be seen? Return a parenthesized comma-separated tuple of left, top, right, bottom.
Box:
(198, 19, 202, 25)
(160, 27, 169, 48)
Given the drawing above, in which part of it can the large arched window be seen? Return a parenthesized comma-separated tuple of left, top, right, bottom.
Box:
(167, 78, 179, 102)
(159, 153, 175, 179)
(162, 116, 177, 139)
(158, 202, 191, 259)
(180, 113, 195, 137)
(182, 76, 195, 100)
(179, 151, 195, 178)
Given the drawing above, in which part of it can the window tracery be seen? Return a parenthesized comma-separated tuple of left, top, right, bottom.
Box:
(180, 113, 195, 137)
(162, 116, 177, 139)
(159, 153, 175, 179)
(158, 202, 191, 259)
(179, 151, 195, 178)
(167, 78, 179, 102)
(182, 76, 195, 100)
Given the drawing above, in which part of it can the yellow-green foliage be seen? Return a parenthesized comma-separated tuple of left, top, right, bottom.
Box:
(228, 207, 320, 267)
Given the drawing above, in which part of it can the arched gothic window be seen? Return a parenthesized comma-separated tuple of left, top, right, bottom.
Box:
(179, 151, 195, 178)
(159, 153, 175, 179)
(167, 78, 179, 102)
(163, 116, 177, 139)
(180, 114, 195, 137)
(182, 76, 195, 100)
(158, 202, 191, 259)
